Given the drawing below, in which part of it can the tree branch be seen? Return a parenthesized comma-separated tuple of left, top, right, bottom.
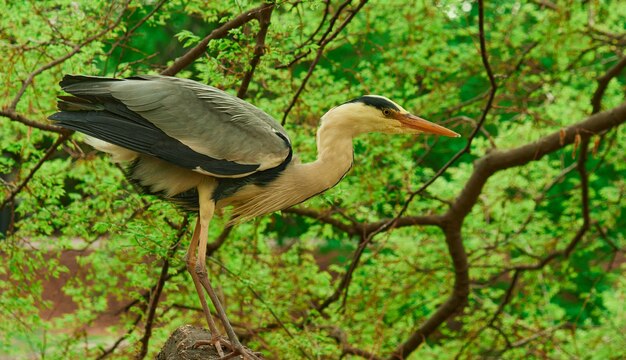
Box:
(8, 1, 130, 110)
(105, 0, 169, 75)
(1, 134, 70, 211)
(447, 102, 626, 221)
(0, 110, 70, 134)
(237, 4, 274, 99)
(137, 217, 189, 359)
(160, 3, 274, 76)
(281, 0, 368, 125)
(387, 2, 626, 357)
(591, 55, 626, 113)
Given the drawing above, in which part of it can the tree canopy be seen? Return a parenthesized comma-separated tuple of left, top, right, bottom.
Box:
(1, 0, 625, 359)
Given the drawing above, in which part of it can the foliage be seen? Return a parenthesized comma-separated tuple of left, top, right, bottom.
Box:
(1, 0, 625, 359)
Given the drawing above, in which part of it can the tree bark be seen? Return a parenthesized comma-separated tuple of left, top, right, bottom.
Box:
(156, 325, 222, 360)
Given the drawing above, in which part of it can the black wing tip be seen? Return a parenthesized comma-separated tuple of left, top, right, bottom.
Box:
(58, 74, 131, 89)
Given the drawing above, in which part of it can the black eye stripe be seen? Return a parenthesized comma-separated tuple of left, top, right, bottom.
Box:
(345, 96, 400, 112)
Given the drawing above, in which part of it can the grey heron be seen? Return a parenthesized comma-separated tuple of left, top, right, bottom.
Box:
(50, 74, 460, 359)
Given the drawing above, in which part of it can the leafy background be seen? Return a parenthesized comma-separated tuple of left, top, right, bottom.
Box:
(1, 0, 625, 359)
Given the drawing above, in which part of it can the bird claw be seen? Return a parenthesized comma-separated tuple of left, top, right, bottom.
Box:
(193, 337, 228, 357)
(193, 337, 262, 360)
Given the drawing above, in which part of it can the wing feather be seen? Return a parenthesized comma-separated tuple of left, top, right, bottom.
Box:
(109, 75, 291, 171)
(52, 75, 292, 177)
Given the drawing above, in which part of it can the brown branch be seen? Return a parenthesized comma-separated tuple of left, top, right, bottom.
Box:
(160, 3, 274, 76)
(386, 4, 499, 354)
(446, 103, 626, 222)
(452, 45, 622, 354)
(1, 134, 69, 211)
(137, 218, 189, 359)
(390, 222, 468, 359)
(385, 2, 618, 357)
(591, 55, 626, 114)
(281, 0, 368, 125)
(105, 0, 169, 75)
(237, 4, 274, 99)
(275, 0, 343, 70)
(8, 1, 130, 110)
(361, 214, 443, 235)
(96, 314, 143, 359)
(310, 211, 442, 316)
(0, 109, 70, 134)
(282, 207, 358, 235)
(284, 207, 442, 239)
(388, 0, 499, 235)
(316, 234, 368, 312)
(456, 136, 593, 358)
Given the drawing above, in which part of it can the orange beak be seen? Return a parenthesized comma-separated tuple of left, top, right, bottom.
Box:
(396, 113, 460, 137)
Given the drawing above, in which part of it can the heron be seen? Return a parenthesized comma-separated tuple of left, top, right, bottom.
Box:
(50, 74, 460, 359)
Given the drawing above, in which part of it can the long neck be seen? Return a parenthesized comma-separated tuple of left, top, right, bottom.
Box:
(226, 115, 355, 222)
(296, 118, 354, 193)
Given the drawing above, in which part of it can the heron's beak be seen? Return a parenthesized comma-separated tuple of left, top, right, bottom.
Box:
(397, 113, 460, 137)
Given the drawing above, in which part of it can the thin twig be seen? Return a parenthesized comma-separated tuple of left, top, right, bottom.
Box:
(389, 1, 497, 357)
(1, 134, 69, 211)
(8, 1, 130, 110)
(0, 109, 70, 134)
(105, 0, 169, 75)
(394, 0, 499, 222)
(591, 55, 626, 113)
(96, 315, 143, 359)
(137, 217, 189, 359)
(160, 3, 274, 76)
(237, 5, 274, 99)
(281, 0, 368, 125)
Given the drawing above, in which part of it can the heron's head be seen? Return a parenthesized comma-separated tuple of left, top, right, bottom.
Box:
(322, 95, 460, 138)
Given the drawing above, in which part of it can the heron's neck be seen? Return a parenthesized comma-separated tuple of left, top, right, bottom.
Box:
(296, 118, 354, 194)
(226, 117, 355, 222)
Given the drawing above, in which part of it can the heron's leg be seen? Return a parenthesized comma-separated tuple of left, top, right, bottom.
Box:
(185, 217, 225, 357)
(196, 182, 260, 360)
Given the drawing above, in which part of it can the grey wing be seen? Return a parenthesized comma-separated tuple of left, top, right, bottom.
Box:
(57, 75, 291, 177)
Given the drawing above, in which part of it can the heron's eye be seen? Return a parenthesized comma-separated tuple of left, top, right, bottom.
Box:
(382, 108, 391, 117)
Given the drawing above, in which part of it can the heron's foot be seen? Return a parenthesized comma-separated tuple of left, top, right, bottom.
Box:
(193, 337, 262, 360)
(193, 335, 226, 357)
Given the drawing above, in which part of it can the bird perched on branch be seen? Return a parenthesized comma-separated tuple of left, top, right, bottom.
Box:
(50, 74, 460, 359)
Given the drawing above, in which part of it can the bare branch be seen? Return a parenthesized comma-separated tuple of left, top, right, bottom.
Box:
(0, 109, 70, 134)
(137, 217, 189, 359)
(95, 314, 142, 360)
(105, 0, 169, 75)
(8, 1, 130, 110)
(1, 134, 70, 212)
(389, 0, 499, 234)
(237, 5, 274, 99)
(446, 102, 626, 221)
(316, 234, 368, 312)
(281, 0, 369, 125)
(591, 55, 626, 114)
(283, 207, 443, 238)
(160, 3, 274, 76)
(282, 207, 359, 235)
(275, 0, 332, 70)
